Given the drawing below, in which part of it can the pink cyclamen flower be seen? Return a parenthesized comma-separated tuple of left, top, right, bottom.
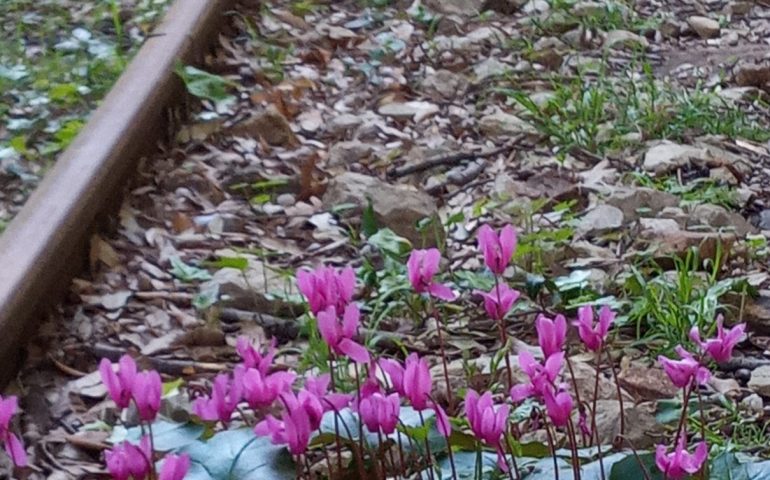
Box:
(236, 336, 277, 375)
(193, 369, 244, 423)
(477, 284, 520, 321)
(406, 249, 456, 301)
(297, 265, 355, 316)
(159, 454, 191, 480)
(543, 386, 573, 428)
(655, 440, 708, 479)
(477, 224, 517, 275)
(131, 370, 162, 422)
(317, 304, 370, 363)
(358, 392, 400, 435)
(465, 390, 510, 471)
(105, 436, 153, 480)
(536, 314, 567, 359)
(0, 396, 26, 467)
(658, 346, 711, 389)
(304, 373, 352, 414)
(99, 355, 137, 409)
(242, 368, 296, 410)
(689, 315, 745, 364)
(574, 305, 614, 352)
(403, 353, 432, 411)
(255, 390, 320, 455)
(510, 351, 564, 401)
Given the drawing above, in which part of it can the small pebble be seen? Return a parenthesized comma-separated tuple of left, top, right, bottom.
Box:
(276, 193, 296, 207)
(735, 368, 752, 382)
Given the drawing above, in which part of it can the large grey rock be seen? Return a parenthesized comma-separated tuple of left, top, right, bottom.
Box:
(422, 70, 469, 99)
(643, 141, 707, 174)
(327, 141, 374, 167)
(577, 204, 624, 235)
(688, 203, 756, 236)
(687, 15, 720, 39)
(749, 366, 770, 397)
(604, 30, 648, 50)
(323, 173, 443, 247)
(587, 400, 662, 449)
(605, 187, 679, 221)
(479, 109, 537, 136)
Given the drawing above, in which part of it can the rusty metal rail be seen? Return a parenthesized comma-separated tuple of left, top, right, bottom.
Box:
(0, 0, 235, 384)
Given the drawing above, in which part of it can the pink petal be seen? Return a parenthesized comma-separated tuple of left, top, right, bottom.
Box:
(499, 224, 517, 263)
(433, 403, 451, 437)
(338, 339, 371, 363)
(5, 433, 26, 467)
(316, 307, 340, 349)
(428, 283, 456, 301)
(341, 303, 360, 339)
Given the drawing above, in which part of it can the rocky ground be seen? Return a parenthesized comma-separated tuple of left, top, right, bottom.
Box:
(10, 0, 770, 477)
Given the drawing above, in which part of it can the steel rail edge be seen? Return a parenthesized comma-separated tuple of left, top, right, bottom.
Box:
(0, 0, 236, 384)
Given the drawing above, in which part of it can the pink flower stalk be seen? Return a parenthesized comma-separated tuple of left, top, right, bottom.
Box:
(131, 370, 162, 422)
(99, 355, 137, 409)
(193, 369, 244, 423)
(658, 346, 711, 389)
(317, 304, 370, 363)
(105, 436, 152, 480)
(477, 284, 520, 321)
(242, 368, 296, 410)
(510, 351, 564, 401)
(478, 224, 517, 275)
(536, 314, 567, 359)
(543, 386, 573, 428)
(159, 454, 190, 480)
(406, 249, 456, 301)
(465, 390, 510, 471)
(297, 265, 356, 316)
(358, 392, 400, 435)
(236, 336, 277, 375)
(655, 440, 708, 479)
(0, 396, 26, 467)
(689, 315, 745, 364)
(574, 305, 614, 352)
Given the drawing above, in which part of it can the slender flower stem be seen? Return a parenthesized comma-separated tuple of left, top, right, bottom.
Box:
(354, 363, 365, 458)
(564, 356, 587, 446)
(429, 298, 454, 412)
(376, 431, 386, 480)
(507, 437, 522, 480)
(475, 445, 483, 480)
(396, 427, 407, 476)
(591, 350, 606, 480)
(567, 419, 582, 480)
(604, 346, 625, 441)
(147, 421, 157, 480)
(328, 357, 343, 474)
(418, 410, 437, 480)
(696, 389, 709, 479)
(674, 385, 693, 444)
(543, 417, 560, 480)
(493, 274, 514, 390)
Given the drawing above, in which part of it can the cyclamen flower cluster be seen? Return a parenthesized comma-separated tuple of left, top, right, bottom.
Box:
(100, 355, 189, 480)
(654, 318, 745, 479)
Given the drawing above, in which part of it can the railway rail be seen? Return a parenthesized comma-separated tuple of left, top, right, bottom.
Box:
(0, 0, 235, 385)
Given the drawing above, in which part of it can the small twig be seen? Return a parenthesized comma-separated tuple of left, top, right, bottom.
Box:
(387, 138, 524, 178)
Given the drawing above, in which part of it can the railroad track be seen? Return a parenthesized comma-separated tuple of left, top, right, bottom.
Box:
(0, 0, 235, 385)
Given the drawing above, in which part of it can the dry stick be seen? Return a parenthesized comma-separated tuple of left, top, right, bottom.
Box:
(605, 346, 626, 438)
(387, 140, 523, 178)
(591, 350, 607, 480)
(493, 274, 514, 390)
